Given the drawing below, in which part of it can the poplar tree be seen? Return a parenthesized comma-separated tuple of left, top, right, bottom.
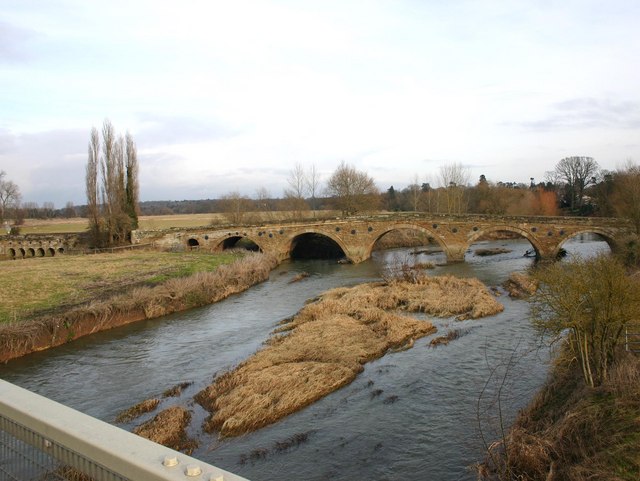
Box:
(86, 120, 140, 247)
(86, 128, 101, 244)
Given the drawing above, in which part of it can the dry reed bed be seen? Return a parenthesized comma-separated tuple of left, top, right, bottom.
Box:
(0, 253, 277, 362)
(474, 247, 512, 257)
(115, 398, 160, 423)
(503, 272, 538, 298)
(133, 406, 197, 454)
(196, 275, 503, 437)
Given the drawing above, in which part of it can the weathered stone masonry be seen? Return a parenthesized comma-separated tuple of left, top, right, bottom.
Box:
(136, 213, 632, 264)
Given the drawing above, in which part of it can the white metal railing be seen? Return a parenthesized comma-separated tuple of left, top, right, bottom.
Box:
(0, 380, 249, 481)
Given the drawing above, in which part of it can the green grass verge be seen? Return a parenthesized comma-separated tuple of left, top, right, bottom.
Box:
(0, 250, 242, 324)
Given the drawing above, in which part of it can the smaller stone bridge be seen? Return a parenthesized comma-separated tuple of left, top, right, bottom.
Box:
(137, 213, 632, 264)
(0, 234, 78, 260)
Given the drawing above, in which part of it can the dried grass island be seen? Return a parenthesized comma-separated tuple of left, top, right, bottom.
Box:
(193, 274, 503, 437)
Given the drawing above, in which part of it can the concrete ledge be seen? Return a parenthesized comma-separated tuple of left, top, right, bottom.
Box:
(0, 379, 248, 481)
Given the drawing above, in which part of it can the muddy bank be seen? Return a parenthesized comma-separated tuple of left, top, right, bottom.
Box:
(0, 253, 277, 363)
(194, 274, 503, 438)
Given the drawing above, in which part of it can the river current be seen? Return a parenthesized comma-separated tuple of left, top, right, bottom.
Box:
(0, 237, 609, 481)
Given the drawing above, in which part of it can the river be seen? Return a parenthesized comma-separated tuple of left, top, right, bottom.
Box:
(0, 236, 609, 481)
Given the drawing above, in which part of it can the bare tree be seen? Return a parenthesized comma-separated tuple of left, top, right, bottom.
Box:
(439, 162, 470, 214)
(554, 156, 599, 211)
(0, 170, 21, 224)
(219, 191, 252, 224)
(306, 163, 321, 214)
(285, 162, 307, 199)
(409, 173, 421, 212)
(42, 202, 55, 219)
(283, 162, 309, 219)
(86, 127, 102, 244)
(100, 120, 119, 243)
(326, 161, 379, 216)
(255, 186, 274, 220)
(611, 160, 640, 233)
(22, 201, 39, 219)
(64, 201, 77, 218)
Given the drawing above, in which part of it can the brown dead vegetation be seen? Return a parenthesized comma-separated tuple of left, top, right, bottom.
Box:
(162, 381, 193, 398)
(51, 466, 95, 481)
(0, 253, 277, 362)
(474, 247, 512, 257)
(503, 272, 538, 299)
(196, 275, 502, 437)
(133, 406, 197, 454)
(288, 272, 310, 283)
(429, 329, 462, 347)
(115, 398, 160, 423)
(479, 353, 640, 480)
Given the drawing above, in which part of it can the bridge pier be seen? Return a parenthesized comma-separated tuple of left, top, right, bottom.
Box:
(444, 244, 467, 263)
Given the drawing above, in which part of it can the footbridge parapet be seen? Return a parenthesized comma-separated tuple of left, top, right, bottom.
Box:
(0, 379, 249, 481)
(138, 213, 633, 264)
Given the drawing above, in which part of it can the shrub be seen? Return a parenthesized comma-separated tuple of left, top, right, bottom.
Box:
(530, 254, 640, 387)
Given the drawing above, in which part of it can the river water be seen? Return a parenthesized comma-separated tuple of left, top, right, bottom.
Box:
(0, 236, 609, 481)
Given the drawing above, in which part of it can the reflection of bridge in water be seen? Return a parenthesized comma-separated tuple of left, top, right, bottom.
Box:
(140, 213, 632, 264)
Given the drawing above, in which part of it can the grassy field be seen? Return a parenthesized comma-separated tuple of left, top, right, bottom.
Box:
(17, 214, 217, 234)
(0, 250, 242, 324)
(17, 211, 343, 235)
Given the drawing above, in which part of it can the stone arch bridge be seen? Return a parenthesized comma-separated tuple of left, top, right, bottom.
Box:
(0, 234, 78, 260)
(139, 213, 632, 264)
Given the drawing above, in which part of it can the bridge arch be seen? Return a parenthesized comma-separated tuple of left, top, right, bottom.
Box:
(367, 223, 445, 260)
(467, 225, 543, 258)
(187, 238, 200, 248)
(48, 247, 56, 256)
(555, 229, 616, 258)
(8, 248, 16, 258)
(216, 235, 262, 252)
(36, 247, 45, 257)
(287, 229, 350, 261)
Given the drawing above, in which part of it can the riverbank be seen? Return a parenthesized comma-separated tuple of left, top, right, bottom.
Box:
(479, 352, 640, 480)
(0, 251, 277, 362)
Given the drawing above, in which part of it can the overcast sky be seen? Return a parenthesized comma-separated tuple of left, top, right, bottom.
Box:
(2, 0, 639, 206)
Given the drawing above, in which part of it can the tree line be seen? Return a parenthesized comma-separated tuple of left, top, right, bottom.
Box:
(2, 153, 639, 240)
(212, 156, 640, 233)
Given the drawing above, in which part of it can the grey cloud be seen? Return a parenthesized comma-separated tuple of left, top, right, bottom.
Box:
(0, 128, 17, 154)
(0, 21, 39, 63)
(516, 97, 640, 131)
(1, 128, 87, 205)
(135, 114, 238, 147)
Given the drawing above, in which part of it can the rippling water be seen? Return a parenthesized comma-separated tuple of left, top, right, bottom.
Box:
(0, 237, 609, 481)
